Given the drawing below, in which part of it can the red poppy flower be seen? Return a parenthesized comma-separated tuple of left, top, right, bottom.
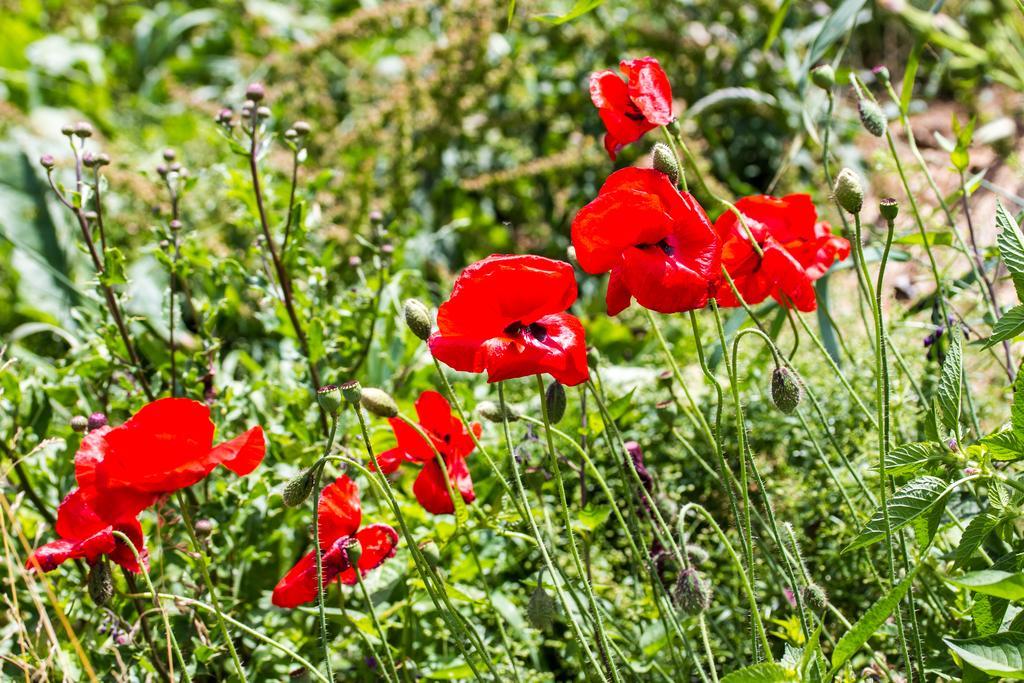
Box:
(714, 194, 850, 312)
(590, 57, 674, 160)
(375, 391, 481, 515)
(59, 398, 266, 529)
(428, 255, 590, 386)
(272, 476, 399, 608)
(571, 168, 721, 315)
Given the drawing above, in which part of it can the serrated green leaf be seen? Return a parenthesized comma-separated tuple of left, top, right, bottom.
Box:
(937, 329, 963, 433)
(828, 566, 921, 675)
(880, 441, 947, 476)
(948, 571, 1024, 602)
(99, 247, 128, 286)
(987, 305, 1024, 347)
(982, 431, 1024, 461)
(721, 662, 797, 683)
(844, 476, 949, 553)
(956, 513, 1000, 565)
(997, 201, 1024, 278)
(945, 631, 1024, 679)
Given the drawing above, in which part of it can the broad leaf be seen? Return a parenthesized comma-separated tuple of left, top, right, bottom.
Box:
(829, 566, 921, 675)
(844, 476, 949, 553)
(880, 441, 947, 476)
(955, 513, 1000, 565)
(937, 329, 963, 433)
(533, 0, 604, 24)
(894, 231, 954, 247)
(982, 431, 1024, 462)
(997, 201, 1024, 277)
(987, 305, 1024, 347)
(948, 571, 1024, 602)
(945, 631, 1024, 679)
(721, 662, 797, 683)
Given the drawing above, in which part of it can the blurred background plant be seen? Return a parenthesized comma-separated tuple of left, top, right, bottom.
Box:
(1, 0, 1023, 680)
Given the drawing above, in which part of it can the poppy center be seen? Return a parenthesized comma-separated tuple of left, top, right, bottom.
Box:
(624, 102, 646, 122)
(504, 321, 548, 341)
(637, 238, 675, 256)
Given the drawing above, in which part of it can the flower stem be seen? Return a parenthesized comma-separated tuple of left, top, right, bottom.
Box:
(353, 561, 400, 683)
(312, 415, 339, 681)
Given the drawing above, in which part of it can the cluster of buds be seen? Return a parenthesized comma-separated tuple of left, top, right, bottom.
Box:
(62, 122, 94, 139)
(82, 152, 111, 169)
(156, 148, 188, 180)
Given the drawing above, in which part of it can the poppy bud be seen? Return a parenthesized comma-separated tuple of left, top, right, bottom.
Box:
(802, 583, 828, 611)
(879, 197, 899, 222)
(770, 366, 803, 414)
(283, 467, 317, 507)
(39, 154, 56, 170)
(811, 64, 835, 90)
(651, 143, 679, 186)
(545, 381, 566, 425)
(857, 98, 887, 137)
(477, 400, 517, 423)
(361, 388, 398, 418)
(162, 148, 176, 162)
(317, 384, 343, 415)
(403, 299, 432, 341)
(527, 584, 558, 630)
(70, 415, 89, 433)
(245, 83, 266, 102)
(340, 379, 362, 405)
(343, 537, 362, 567)
(87, 412, 108, 431)
(87, 561, 114, 605)
(672, 568, 712, 615)
(833, 168, 864, 215)
(872, 65, 891, 87)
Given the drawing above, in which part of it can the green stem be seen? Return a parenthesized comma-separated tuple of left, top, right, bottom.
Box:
(312, 415, 339, 681)
(353, 559, 400, 683)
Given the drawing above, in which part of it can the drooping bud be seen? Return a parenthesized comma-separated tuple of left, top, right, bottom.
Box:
(70, 415, 89, 433)
(857, 98, 887, 137)
(245, 83, 266, 102)
(87, 560, 114, 605)
(833, 168, 864, 215)
(527, 584, 558, 630)
(545, 381, 566, 425)
(61, 124, 75, 137)
(340, 379, 362, 405)
(802, 583, 828, 611)
(672, 568, 712, 615)
(283, 467, 317, 507)
(810, 64, 835, 90)
(872, 65, 891, 87)
(39, 154, 56, 170)
(879, 197, 899, 222)
(293, 121, 311, 136)
(403, 299, 432, 341)
(169, 219, 183, 232)
(361, 387, 398, 418)
(316, 384, 343, 415)
(770, 366, 803, 414)
(651, 143, 679, 186)
(477, 400, 517, 423)
(95, 153, 110, 167)
(82, 152, 98, 168)
(87, 412, 108, 431)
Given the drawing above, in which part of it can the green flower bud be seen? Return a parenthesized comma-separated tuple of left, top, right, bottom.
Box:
(673, 568, 712, 615)
(545, 381, 567, 425)
(527, 583, 558, 630)
(833, 168, 864, 215)
(283, 467, 317, 507)
(477, 400, 517, 423)
(879, 197, 899, 222)
(88, 560, 114, 605)
(872, 65, 891, 86)
(810, 64, 835, 90)
(802, 583, 828, 611)
(361, 387, 399, 418)
(770, 366, 803, 414)
(316, 384, 342, 415)
(651, 143, 679, 186)
(70, 415, 89, 433)
(857, 98, 887, 137)
(403, 299, 433, 341)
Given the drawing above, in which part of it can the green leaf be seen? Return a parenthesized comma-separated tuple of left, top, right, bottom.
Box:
(955, 514, 1000, 565)
(844, 476, 950, 553)
(894, 231, 954, 247)
(828, 566, 921, 675)
(948, 571, 1024, 602)
(945, 631, 1024, 679)
(937, 329, 963, 433)
(99, 247, 128, 286)
(721, 662, 797, 683)
(532, 0, 604, 24)
(987, 305, 1024, 347)
(982, 431, 1024, 461)
(575, 503, 611, 533)
(880, 441, 947, 476)
(802, 0, 868, 79)
(996, 201, 1024, 301)
(424, 662, 476, 680)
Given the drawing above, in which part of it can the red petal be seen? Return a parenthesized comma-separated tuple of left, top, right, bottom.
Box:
(763, 241, 817, 312)
(338, 524, 399, 586)
(621, 57, 674, 126)
(480, 312, 590, 386)
(373, 447, 407, 475)
(210, 426, 266, 476)
(388, 416, 435, 464)
(606, 268, 633, 316)
(26, 528, 117, 573)
(317, 476, 362, 547)
(57, 487, 156, 540)
(26, 539, 80, 572)
(108, 517, 149, 573)
(414, 391, 452, 434)
(412, 456, 475, 515)
(589, 69, 630, 111)
(271, 549, 344, 608)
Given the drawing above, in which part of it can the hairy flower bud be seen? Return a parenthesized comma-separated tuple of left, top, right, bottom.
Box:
(403, 299, 432, 341)
(87, 412, 108, 431)
(361, 388, 399, 418)
(770, 366, 803, 414)
(857, 98, 887, 137)
(872, 65, 891, 87)
(651, 142, 679, 186)
(673, 568, 712, 615)
(879, 197, 899, 222)
(802, 583, 828, 611)
(283, 467, 317, 507)
(316, 384, 342, 415)
(70, 415, 89, 433)
(810, 64, 835, 90)
(87, 561, 114, 605)
(477, 400, 517, 423)
(527, 584, 558, 630)
(833, 168, 864, 215)
(545, 381, 567, 425)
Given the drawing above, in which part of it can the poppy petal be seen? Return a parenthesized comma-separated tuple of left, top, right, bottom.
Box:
(480, 312, 590, 386)
(388, 416, 436, 464)
(412, 456, 474, 515)
(210, 426, 266, 476)
(373, 447, 407, 475)
(338, 524, 400, 585)
(317, 476, 362, 547)
(621, 57, 674, 126)
(271, 549, 345, 608)
(108, 517, 149, 573)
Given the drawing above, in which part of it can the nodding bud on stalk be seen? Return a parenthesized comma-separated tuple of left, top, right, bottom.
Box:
(810, 64, 835, 90)
(477, 400, 517, 423)
(872, 65, 891, 87)
(833, 168, 864, 215)
(340, 380, 362, 405)
(361, 388, 399, 418)
(771, 366, 803, 414)
(283, 467, 318, 507)
(343, 537, 362, 566)
(73, 122, 93, 138)
(317, 384, 343, 415)
(673, 568, 712, 615)
(802, 583, 828, 611)
(545, 381, 567, 424)
(39, 154, 56, 170)
(527, 584, 558, 630)
(87, 560, 114, 605)
(879, 197, 899, 222)
(403, 299, 432, 341)
(70, 415, 89, 433)
(87, 412, 108, 431)
(857, 98, 887, 137)
(651, 143, 679, 185)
